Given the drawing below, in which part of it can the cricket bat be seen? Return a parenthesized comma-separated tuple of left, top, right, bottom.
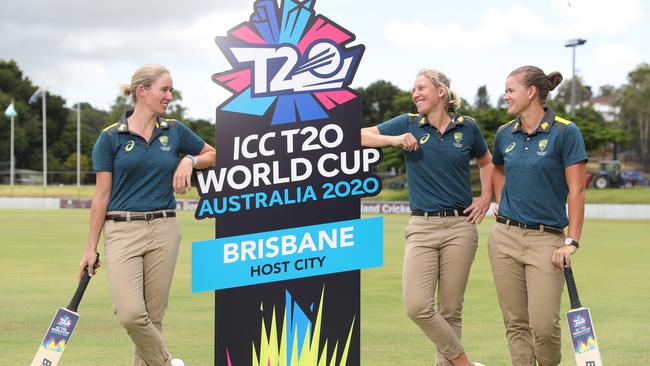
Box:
(31, 254, 99, 366)
(564, 266, 603, 366)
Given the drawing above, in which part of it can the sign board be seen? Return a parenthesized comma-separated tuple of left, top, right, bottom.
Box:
(192, 1, 383, 364)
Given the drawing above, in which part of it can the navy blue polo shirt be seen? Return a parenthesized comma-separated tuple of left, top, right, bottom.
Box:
(492, 108, 587, 228)
(92, 111, 206, 212)
(377, 113, 488, 212)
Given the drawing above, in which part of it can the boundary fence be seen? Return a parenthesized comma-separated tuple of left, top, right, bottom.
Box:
(1, 198, 649, 220)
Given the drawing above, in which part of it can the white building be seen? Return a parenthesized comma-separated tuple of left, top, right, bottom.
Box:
(590, 95, 620, 122)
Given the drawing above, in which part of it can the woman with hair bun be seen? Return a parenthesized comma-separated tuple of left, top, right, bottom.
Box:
(489, 66, 587, 365)
(79, 64, 215, 366)
(362, 69, 493, 366)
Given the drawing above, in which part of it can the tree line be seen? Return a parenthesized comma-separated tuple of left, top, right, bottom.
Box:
(0, 60, 214, 182)
(358, 64, 650, 172)
(1, 59, 649, 182)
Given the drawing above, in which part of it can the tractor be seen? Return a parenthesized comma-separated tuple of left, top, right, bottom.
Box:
(592, 160, 623, 189)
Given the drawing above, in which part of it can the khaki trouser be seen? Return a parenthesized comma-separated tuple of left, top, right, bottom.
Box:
(103, 211, 181, 366)
(403, 215, 478, 366)
(488, 222, 565, 366)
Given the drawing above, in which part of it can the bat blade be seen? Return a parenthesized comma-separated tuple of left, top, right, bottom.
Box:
(566, 307, 603, 366)
(31, 253, 98, 366)
(564, 266, 603, 366)
(31, 308, 80, 366)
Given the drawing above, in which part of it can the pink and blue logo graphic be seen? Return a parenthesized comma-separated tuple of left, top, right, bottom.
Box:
(57, 315, 72, 328)
(572, 314, 586, 327)
(213, 0, 364, 125)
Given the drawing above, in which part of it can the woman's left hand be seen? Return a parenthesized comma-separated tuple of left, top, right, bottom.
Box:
(173, 157, 194, 194)
(463, 195, 491, 224)
(552, 245, 577, 270)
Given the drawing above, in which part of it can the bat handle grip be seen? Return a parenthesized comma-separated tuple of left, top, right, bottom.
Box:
(68, 253, 99, 312)
(564, 266, 582, 309)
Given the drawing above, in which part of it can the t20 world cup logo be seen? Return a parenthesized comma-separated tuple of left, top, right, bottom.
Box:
(212, 0, 364, 125)
(198, 3, 380, 364)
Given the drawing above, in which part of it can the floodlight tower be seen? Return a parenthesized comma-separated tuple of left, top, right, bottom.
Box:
(565, 38, 587, 117)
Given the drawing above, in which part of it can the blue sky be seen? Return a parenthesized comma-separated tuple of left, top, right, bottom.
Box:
(1, 0, 647, 121)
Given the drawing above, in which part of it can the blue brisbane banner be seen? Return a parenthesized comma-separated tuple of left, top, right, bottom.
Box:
(192, 217, 383, 291)
(191, 0, 383, 365)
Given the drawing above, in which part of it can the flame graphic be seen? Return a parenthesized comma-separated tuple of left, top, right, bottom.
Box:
(227, 287, 355, 366)
(575, 336, 598, 353)
(43, 337, 66, 352)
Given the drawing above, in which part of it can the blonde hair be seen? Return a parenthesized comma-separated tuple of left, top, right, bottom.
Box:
(120, 64, 170, 103)
(417, 69, 461, 112)
(509, 66, 563, 104)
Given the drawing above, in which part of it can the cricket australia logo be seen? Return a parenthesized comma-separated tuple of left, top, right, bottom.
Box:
(212, 0, 364, 125)
(453, 132, 463, 148)
(537, 139, 548, 156)
(159, 136, 171, 151)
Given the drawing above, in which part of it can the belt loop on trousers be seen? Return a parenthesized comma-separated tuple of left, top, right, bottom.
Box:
(126, 212, 131, 222)
(539, 224, 545, 233)
(162, 210, 167, 218)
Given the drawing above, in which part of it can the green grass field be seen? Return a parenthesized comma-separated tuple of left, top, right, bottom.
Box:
(0, 210, 648, 365)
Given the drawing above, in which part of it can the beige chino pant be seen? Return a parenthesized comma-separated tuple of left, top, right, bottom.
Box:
(103, 211, 181, 366)
(403, 215, 478, 366)
(488, 222, 565, 366)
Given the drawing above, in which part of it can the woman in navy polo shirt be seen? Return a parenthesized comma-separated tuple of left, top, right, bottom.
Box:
(79, 64, 215, 366)
(490, 66, 587, 366)
(362, 69, 493, 366)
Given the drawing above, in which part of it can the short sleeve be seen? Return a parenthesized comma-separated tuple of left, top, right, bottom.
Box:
(376, 114, 409, 136)
(470, 121, 489, 158)
(92, 132, 114, 172)
(177, 122, 206, 156)
(563, 124, 588, 167)
(492, 132, 504, 166)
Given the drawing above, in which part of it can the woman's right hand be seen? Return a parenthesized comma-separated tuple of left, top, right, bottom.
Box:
(395, 133, 418, 152)
(173, 157, 194, 194)
(79, 250, 100, 281)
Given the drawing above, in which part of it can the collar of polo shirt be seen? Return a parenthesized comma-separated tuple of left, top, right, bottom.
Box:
(417, 113, 464, 130)
(511, 107, 556, 135)
(115, 110, 173, 134)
